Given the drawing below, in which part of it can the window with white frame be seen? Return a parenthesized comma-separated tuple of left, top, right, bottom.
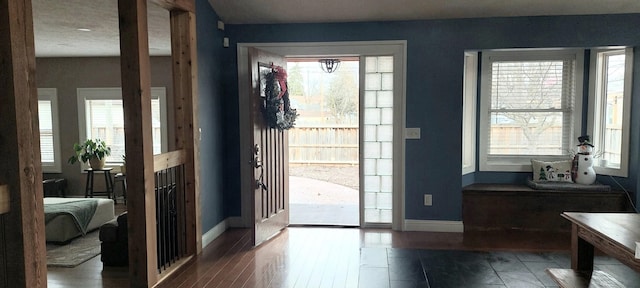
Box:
(588, 48, 633, 177)
(479, 49, 583, 171)
(77, 87, 167, 166)
(38, 88, 61, 173)
(462, 52, 477, 175)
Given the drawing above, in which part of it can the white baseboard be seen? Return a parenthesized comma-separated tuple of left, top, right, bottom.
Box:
(202, 219, 463, 247)
(201, 217, 247, 249)
(403, 219, 464, 232)
(201, 219, 229, 248)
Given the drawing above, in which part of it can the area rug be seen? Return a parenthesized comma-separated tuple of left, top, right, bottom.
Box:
(46, 230, 100, 267)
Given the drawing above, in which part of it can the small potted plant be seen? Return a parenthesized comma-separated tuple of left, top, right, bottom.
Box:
(68, 139, 112, 170)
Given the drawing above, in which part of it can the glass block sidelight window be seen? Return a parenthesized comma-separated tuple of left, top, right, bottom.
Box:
(363, 56, 393, 224)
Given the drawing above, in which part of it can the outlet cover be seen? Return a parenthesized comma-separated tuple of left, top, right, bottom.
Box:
(424, 194, 432, 206)
(405, 128, 421, 139)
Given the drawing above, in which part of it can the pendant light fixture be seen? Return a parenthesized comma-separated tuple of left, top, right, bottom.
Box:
(319, 58, 341, 73)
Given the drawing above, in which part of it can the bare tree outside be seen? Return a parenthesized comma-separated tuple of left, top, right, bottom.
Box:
(326, 72, 358, 124)
(288, 63, 305, 97)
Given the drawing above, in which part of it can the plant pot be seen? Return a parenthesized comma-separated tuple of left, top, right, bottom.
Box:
(89, 157, 106, 170)
(120, 164, 126, 174)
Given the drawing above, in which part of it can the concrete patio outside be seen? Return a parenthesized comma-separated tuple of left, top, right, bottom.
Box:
(289, 165, 359, 226)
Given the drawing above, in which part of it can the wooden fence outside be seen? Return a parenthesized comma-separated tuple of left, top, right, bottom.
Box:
(290, 125, 623, 165)
(288, 126, 358, 165)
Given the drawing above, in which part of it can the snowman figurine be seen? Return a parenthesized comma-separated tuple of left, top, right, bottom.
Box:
(573, 135, 596, 185)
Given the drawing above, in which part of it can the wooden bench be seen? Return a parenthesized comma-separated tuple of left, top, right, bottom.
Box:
(462, 184, 631, 233)
(546, 269, 625, 288)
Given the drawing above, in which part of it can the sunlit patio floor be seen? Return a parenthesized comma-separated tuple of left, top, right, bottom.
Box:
(289, 176, 359, 226)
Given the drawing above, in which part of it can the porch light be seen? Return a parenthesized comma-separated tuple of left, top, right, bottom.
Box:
(319, 58, 341, 73)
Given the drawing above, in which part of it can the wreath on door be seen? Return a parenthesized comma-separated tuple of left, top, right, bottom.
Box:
(263, 65, 298, 130)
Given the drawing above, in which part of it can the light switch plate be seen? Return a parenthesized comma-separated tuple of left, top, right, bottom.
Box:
(405, 128, 421, 139)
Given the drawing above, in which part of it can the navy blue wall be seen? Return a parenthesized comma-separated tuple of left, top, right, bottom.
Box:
(195, 0, 226, 232)
(211, 13, 640, 224)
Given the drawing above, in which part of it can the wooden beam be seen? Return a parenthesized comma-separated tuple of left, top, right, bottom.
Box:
(118, 0, 158, 286)
(0, 0, 47, 287)
(150, 0, 194, 12)
(170, 7, 201, 255)
(153, 149, 187, 171)
(0, 185, 9, 214)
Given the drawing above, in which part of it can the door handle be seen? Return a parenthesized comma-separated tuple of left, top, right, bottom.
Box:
(256, 178, 268, 192)
(253, 156, 262, 168)
(251, 144, 262, 168)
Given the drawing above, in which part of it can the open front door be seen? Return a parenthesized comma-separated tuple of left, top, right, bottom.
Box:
(248, 48, 289, 246)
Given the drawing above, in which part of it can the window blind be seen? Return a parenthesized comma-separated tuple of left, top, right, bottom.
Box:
(38, 100, 55, 163)
(85, 98, 162, 162)
(487, 59, 576, 156)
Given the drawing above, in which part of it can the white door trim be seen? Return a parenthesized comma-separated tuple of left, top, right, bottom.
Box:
(237, 41, 407, 230)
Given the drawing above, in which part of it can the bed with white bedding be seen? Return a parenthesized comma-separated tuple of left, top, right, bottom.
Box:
(44, 197, 115, 243)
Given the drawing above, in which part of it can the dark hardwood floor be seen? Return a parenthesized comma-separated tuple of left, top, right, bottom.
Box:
(47, 220, 640, 288)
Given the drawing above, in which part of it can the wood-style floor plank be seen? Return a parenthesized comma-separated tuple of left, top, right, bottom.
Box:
(206, 235, 255, 288)
(168, 228, 252, 288)
(48, 224, 581, 288)
(233, 232, 286, 288)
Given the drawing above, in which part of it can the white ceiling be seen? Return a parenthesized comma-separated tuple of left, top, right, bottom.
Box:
(32, 0, 171, 57)
(33, 0, 640, 57)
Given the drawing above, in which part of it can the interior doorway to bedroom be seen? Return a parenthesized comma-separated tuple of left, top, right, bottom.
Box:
(39, 1, 174, 286)
(286, 58, 360, 226)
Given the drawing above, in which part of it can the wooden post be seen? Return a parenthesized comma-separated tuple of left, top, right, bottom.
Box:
(170, 8, 201, 255)
(0, 0, 47, 287)
(0, 186, 9, 214)
(118, 0, 158, 286)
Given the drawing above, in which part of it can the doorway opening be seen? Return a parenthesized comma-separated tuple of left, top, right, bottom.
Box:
(287, 57, 360, 226)
(238, 41, 406, 231)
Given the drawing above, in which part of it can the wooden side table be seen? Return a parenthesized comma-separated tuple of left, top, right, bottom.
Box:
(84, 168, 116, 203)
(546, 212, 640, 287)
